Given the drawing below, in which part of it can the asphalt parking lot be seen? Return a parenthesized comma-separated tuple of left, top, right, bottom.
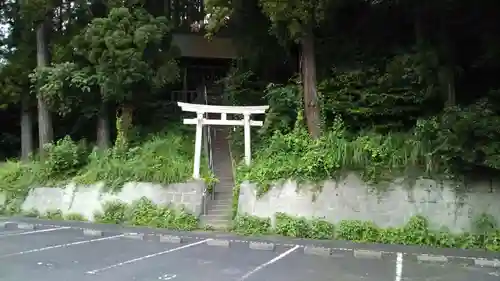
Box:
(0, 220, 499, 281)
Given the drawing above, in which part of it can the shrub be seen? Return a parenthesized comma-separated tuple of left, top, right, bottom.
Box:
(94, 197, 199, 230)
(0, 131, 211, 214)
(237, 113, 436, 195)
(74, 132, 201, 191)
(234, 214, 500, 251)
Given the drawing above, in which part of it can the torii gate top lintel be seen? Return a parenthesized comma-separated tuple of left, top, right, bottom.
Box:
(177, 102, 269, 114)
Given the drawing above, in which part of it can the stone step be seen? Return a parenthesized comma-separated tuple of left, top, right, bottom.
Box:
(216, 178, 234, 183)
(215, 179, 233, 184)
(200, 221, 230, 230)
(209, 201, 232, 208)
(213, 163, 232, 168)
(212, 156, 231, 161)
(201, 213, 232, 221)
(214, 184, 234, 189)
(213, 168, 231, 172)
(200, 215, 230, 222)
(206, 206, 232, 213)
(214, 167, 233, 172)
(210, 196, 232, 203)
(213, 189, 233, 194)
(213, 192, 232, 199)
(213, 192, 232, 197)
(210, 198, 232, 205)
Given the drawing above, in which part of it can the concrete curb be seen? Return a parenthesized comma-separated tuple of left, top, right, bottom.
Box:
(17, 222, 36, 230)
(2, 219, 499, 268)
(123, 233, 145, 240)
(0, 222, 36, 230)
(353, 249, 383, 259)
(207, 239, 231, 247)
(304, 246, 331, 257)
(474, 258, 500, 268)
(160, 235, 183, 244)
(416, 254, 449, 263)
(249, 241, 275, 251)
(83, 228, 104, 237)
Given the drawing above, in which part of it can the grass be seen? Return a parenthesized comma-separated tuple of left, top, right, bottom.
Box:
(0, 129, 214, 214)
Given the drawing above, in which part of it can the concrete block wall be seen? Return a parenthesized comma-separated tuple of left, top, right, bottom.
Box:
(0, 180, 205, 220)
(237, 173, 500, 233)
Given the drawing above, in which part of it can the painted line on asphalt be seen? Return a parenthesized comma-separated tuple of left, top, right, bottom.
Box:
(0, 226, 71, 238)
(0, 234, 125, 259)
(85, 238, 213, 275)
(5, 220, 499, 267)
(237, 245, 301, 281)
(395, 252, 403, 281)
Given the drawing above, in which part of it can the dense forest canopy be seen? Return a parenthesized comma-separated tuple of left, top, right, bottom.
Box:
(1, 0, 500, 183)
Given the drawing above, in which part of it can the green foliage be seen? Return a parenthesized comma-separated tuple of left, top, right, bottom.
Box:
(0, 61, 32, 108)
(275, 212, 314, 238)
(261, 82, 302, 136)
(414, 98, 500, 173)
(43, 209, 64, 220)
(237, 69, 500, 194)
(94, 197, 199, 230)
(320, 53, 441, 132)
(20, 208, 87, 221)
(71, 7, 180, 102)
(234, 214, 500, 251)
(29, 63, 91, 116)
(18, 0, 54, 24)
(28, 6, 181, 126)
(232, 215, 271, 235)
(0, 131, 212, 212)
(203, 0, 233, 35)
(0, 161, 40, 213)
(41, 136, 89, 179)
(95, 201, 128, 224)
(231, 184, 240, 220)
(74, 132, 208, 191)
(64, 213, 86, 221)
(237, 112, 436, 195)
(259, 0, 334, 40)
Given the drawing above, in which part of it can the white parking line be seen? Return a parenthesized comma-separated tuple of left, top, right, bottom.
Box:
(0, 234, 125, 259)
(237, 245, 300, 281)
(86, 238, 213, 275)
(395, 252, 403, 281)
(0, 226, 71, 238)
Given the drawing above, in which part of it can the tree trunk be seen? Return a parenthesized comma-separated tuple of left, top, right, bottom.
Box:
(438, 15, 456, 107)
(117, 104, 133, 144)
(36, 18, 53, 157)
(96, 102, 110, 149)
(121, 104, 133, 136)
(440, 67, 456, 107)
(20, 93, 33, 162)
(164, 0, 171, 18)
(173, 0, 180, 27)
(414, 5, 425, 48)
(300, 26, 321, 139)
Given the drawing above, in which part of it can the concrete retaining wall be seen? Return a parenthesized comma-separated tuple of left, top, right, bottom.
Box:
(238, 174, 500, 233)
(4, 180, 205, 220)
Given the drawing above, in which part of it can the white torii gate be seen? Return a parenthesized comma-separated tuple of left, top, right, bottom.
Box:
(178, 102, 269, 179)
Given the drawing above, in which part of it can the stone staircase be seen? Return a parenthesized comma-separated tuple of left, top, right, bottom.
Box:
(199, 88, 235, 230)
